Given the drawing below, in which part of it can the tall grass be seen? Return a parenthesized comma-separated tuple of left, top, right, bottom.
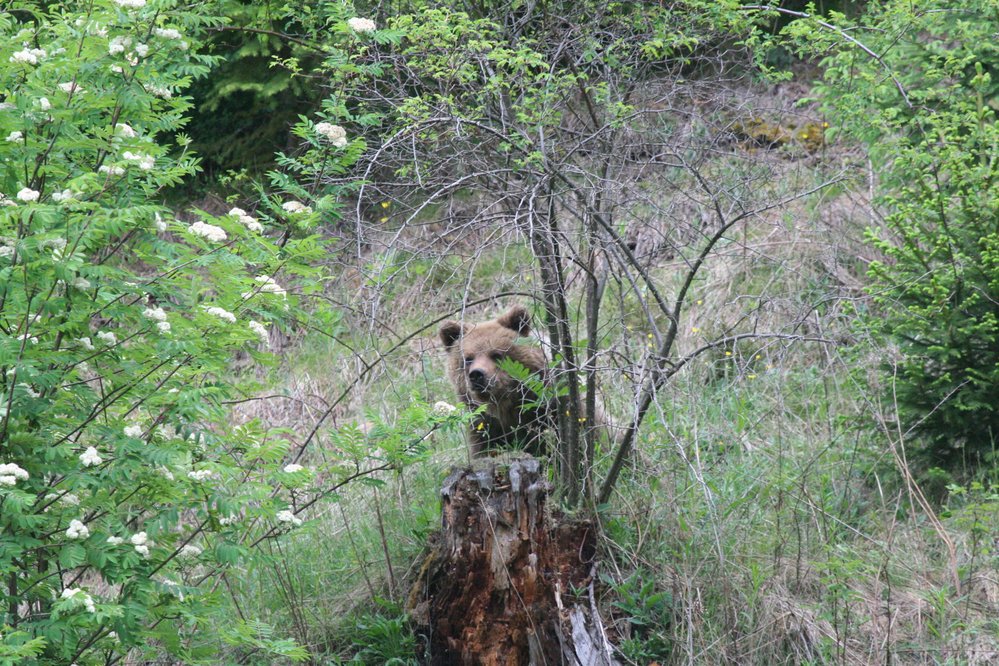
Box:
(210, 155, 999, 666)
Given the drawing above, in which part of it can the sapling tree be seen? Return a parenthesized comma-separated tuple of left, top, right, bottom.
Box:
(297, 0, 839, 507)
(776, 0, 999, 471)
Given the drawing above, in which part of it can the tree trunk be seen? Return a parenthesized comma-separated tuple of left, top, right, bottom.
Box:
(409, 458, 618, 665)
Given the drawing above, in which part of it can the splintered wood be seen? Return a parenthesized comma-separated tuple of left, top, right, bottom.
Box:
(409, 458, 618, 665)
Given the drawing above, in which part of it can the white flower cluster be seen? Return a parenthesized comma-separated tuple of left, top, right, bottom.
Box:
(107, 536, 124, 545)
(70, 277, 90, 290)
(276, 509, 303, 526)
(154, 27, 182, 39)
(108, 35, 131, 55)
(0, 462, 29, 486)
(10, 47, 46, 65)
(281, 200, 313, 215)
(99, 164, 125, 176)
(17, 188, 39, 202)
(154, 212, 168, 232)
(79, 447, 103, 467)
(228, 207, 263, 233)
(218, 514, 239, 526)
(52, 189, 76, 202)
(77, 337, 94, 351)
(142, 306, 167, 323)
(159, 578, 184, 600)
(115, 123, 137, 138)
(97, 330, 117, 346)
(283, 463, 305, 473)
(347, 17, 377, 33)
(179, 543, 202, 558)
(124, 424, 143, 438)
(255, 275, 287, 296)
(314, 122, 348, 147)
(243, 275, 287, 301)
(60, 588, 96, 613)
(37, 97, 51, 111)
(6, 131, 22, 142)
(114, 0, 146, 8)
(58, 82, 85, 94)
(147, 84, 172, 99)
(131, 531, 151, 558)
(432, 400, 457, 417)
(66, 519, 90, 540)
(248, 320, 269, 344)
(187, 221, 227, 242)
(123, 151, 155, 170)
(152, 27, 188, 49)
(204, 306, 237, 324)
(187, 469, 217, 482)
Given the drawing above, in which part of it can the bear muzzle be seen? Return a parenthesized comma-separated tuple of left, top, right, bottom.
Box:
(467, 368, 492, 394)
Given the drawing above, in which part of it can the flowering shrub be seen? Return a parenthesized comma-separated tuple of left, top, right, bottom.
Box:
(0, 1, 427, 662)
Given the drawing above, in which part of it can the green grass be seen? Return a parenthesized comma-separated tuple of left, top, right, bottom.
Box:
(214, 201, 999, 664)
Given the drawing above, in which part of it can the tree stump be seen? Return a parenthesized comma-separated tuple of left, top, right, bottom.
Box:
(409, 458, 618, 665)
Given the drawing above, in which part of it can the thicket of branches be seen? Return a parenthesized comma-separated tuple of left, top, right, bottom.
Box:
(301, 1, 845, 506)
(4, 0, 999, 662)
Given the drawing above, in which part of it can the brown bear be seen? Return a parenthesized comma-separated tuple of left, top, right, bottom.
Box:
(439, 305, 554, 457)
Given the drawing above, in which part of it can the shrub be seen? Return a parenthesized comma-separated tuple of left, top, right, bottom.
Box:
(0, 1, 336, 661)
(788, 1, 999, 469)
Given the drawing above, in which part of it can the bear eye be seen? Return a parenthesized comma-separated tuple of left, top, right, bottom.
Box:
(464, 355, 474, 366)
(490, 352, 504, 362)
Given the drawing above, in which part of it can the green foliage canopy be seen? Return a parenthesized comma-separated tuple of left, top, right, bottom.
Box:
(785, 1, 999, 469)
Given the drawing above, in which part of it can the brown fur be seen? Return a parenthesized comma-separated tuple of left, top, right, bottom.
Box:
(440, 306, 554, 457)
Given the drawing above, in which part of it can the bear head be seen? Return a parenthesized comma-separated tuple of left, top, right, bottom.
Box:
(439, 305, 540, 406)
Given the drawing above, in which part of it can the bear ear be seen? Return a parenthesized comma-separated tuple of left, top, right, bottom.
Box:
(439, 320, 466, 349)
(497, 305, 531, 336)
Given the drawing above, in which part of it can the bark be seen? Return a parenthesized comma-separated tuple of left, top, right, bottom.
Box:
(409, 458, 618, 665)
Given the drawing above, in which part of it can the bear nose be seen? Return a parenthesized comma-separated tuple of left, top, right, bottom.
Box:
(468, 368, 487, 388)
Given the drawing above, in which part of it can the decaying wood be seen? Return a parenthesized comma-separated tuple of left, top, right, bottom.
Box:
(409, 458, 619, 665)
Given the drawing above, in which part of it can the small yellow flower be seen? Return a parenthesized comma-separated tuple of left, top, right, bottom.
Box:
(800, 133, 809, 139)
(380, 216, 388, 223)
(822, 122, 829, 128)
(647, 333, 653, 338)
(747, 374, 757, 380)
(626, 325, 632, 331)
(476, 422, 485, 431)
(725, 351, 732, 357)
(696, 299, 702, 305)
(578, 417, 587, 423)
(755, 354, 761, 360)
(691, 327, 699, 333)
(380, 201, 390, 208)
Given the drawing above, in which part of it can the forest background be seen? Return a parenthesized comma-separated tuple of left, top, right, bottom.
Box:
(2, 0, 999, 663)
